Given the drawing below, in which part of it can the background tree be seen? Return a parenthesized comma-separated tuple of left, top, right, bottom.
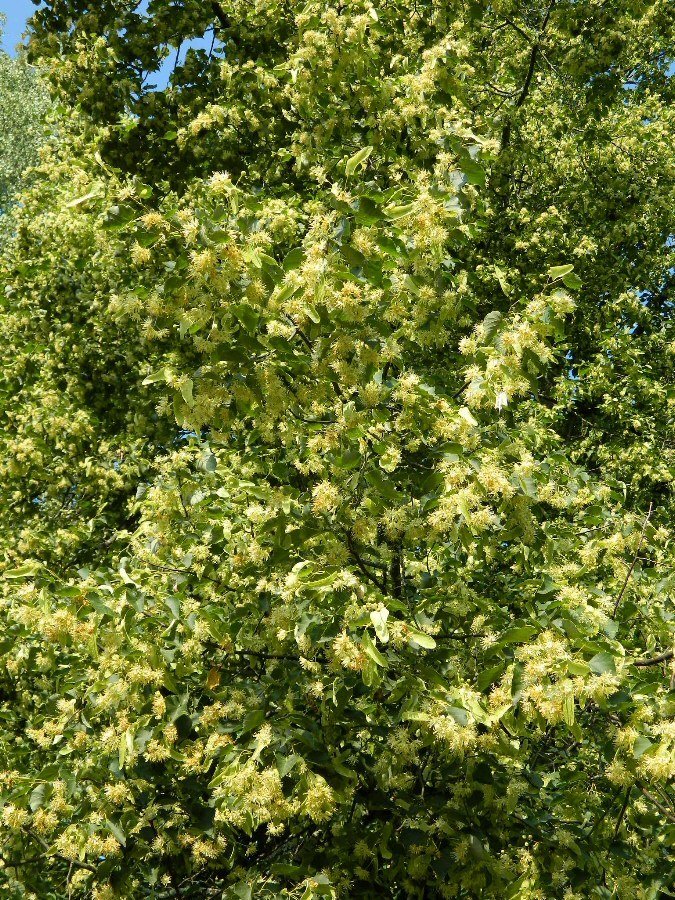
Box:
(0, 1, 673, 898)
(0, 15, 50, 215)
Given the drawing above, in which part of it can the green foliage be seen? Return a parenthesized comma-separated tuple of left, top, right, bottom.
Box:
(0, 1, 673, 898)
(0, 16, 50, 213)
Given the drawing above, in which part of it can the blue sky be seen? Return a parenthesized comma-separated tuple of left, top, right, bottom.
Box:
(0, 1, 214, 88)
(0, 0, 35, 53)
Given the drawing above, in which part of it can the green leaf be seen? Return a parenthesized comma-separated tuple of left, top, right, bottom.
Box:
(461, 158, 485, 186)
(567, 660, 591, 677)
(447, 706, 469, 726)
(384, 202, 416, 220)
(119, 728, 133, 769)
(505, 875, 528, 899)
(500, 626, 537, 645)
(563, 691, 575, 727)
(197, 451, 217, 473)
(494, 267, 510, 296)
(65, 188, 100, 208)
(345, 145, 373, 177)
(142, 368, 170, 386)
(356, 197, 383, 225)
(275, 282, 299, 304)
(458, 406, 479, 427)
(283, 248, 305, 271)
(232, 303, 260, 333)
(401, 709, 430, 723)
(482, 310, 503, 343)
(302, 304, 321, 324)
(408, 630, 437, 650)
(87, 594, 116, 617)
(106, 818, 127, 847)
(511, 662, 525, 705)
(477, 663, 506, 692)
(165, 596, 181, 619)
(179, 378, 194, 406)
(4, 563, 41, 579)
(589, 651, 617, 675)
(362, 630, 388, 667)
(29, 783, 47, 812)
(562, 272, 582, 290)
(370, 607, 389, 643)
(633, 735, 652, 758)
(469, 834, 486, 859)
(547, 264, 574, 279)
(277, 754, 301, 778)
(361, 656, 380, 687)
(489, 702, 513, 724)
(240, 709, 266, 735)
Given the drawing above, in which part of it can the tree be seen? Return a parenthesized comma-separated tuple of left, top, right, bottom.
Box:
(0, 15, 50, 216)
(0, 1, 673, 897)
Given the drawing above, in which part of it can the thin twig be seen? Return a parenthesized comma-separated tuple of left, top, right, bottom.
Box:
(638, 785, 675, 824)
(233, 649, 300, 662)
(345, 531, 387, 592)
(175, 471, 192, 521)
(612, 502, 653, 618)
(437, 632, 485, 640)
(586, 787, 622, 837)
(25, 830, 97, 874)
(613, 787, 632, 839)
(501, 16, 535, 43)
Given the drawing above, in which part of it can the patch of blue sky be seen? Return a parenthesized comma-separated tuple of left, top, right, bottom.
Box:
(1, 0, 223, 91)
(0, 0, 35, 53)
(144, 33, 221, 91)
(135, 0, 223, 90)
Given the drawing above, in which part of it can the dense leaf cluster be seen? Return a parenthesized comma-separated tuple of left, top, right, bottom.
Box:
(0, 1, 673, 898)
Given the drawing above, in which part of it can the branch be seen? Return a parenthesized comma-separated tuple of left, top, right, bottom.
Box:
(350, 553, 387, 592)
(0, 853, 43, 868)
(25, 830, 97, 873)
(501, 16, 535, 44)
(175, 471, 192, 521)
(211, 2, 231, 30)
(500, 0, 556, 150)
(586, 787, 623, 837)
(437, 631, 485, 641)
(515, 44, 540, 111)
(633, 648, 673, 667)
(344, 530, 387, 592)
(390, 549, 403, 599)
(248, 824, 314, 866)
(612, 502, 653, 618)
(233, 649, 300, 662)
(613, 787, 632, 839)
(357, 556, 388, 571)
(638, 784, 675, 825)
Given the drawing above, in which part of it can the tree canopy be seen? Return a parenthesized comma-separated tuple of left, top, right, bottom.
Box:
(0, 1, 674, 898)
